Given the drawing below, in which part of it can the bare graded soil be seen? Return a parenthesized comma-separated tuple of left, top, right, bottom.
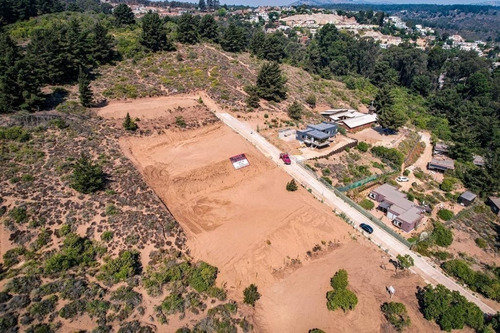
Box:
(110, 95, 444, 332)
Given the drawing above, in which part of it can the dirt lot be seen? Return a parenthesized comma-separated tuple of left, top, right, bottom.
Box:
(108, 95, 444, 332)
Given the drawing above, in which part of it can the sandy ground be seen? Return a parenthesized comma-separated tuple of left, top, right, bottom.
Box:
(351, 126, 408, 148)
(110, 91, 448, 331)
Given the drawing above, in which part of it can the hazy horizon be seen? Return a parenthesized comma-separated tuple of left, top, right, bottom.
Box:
(152, 0, 498, 7)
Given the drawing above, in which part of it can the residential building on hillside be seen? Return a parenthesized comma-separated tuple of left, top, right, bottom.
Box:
(487, 197, 500, 216)
(459, 191, 477, 207)
(296, 122, 338, 148)
(369, 184, 424, 232)
(428, 158, 455, 172)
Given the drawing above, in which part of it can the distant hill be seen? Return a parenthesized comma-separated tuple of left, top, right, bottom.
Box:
(290, 0, 500, 5)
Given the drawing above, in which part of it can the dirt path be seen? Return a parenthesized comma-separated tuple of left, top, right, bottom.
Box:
(203, 45, 254, 74)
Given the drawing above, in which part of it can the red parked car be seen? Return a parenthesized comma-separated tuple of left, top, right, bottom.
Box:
(279, 153, 291, 165)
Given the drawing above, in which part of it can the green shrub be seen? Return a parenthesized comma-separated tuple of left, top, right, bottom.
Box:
(9, 206, 28, 223)
(437, 209, 454, 221)
(403, 169, 410, 176)
(381, 302, 411, 332)
(432, 222, 453, 247)
(440, 178, 457, 192)
(371, 146, 404, 167)
(321, 176, 332, 185)
(162, 293, 184, 314)
(309, 330, 325, 333)
(286, 179, 298, 192)
(175, 116, 187, 128)
(70, 154, 106, 194)
(326, 269, 357, 312)
(0, 126, 30, 142)
(188, 262, 218, 293)
(418, 284, 484, 331)
(326, 288, 358, 312)
(338, 127, 347, 135)
(356, 141, 369, 152)
(475, 238, 487, 249)
(105, 204, 118, 216)
(243, 284, 261, 307)
(123, 112, 138, 131)
(101, 231, 113, 242)
(305, 94, 317, 107)
(396, 254, 414, 270)
(330, 269, 348, 290)
(98, 250, 141, 284)
(359, 199, 375, 210)
(432, 251, 452, 261)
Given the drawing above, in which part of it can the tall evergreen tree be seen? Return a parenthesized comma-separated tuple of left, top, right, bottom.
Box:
(256, 62, 287, 102)
(220, 22, 245, 53)
(113, 4, 135, 26)
(88, 22, 115, 65)
(377, 107, 407, 132)
(260, 32, 286, 62)
(140, 11, 174, 52)
(249, 29, 265, 57)
(199, 15, 218, 41)
(78, 67, 93, 108)
(373, 86, 394, 114)
(177, 13, 199, 44)
(198, 0, 206, 11)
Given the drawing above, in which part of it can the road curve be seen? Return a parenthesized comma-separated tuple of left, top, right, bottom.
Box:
(215, 112, 497, 314)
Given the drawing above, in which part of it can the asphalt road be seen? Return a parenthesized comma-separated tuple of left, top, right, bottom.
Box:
(215, 112, 497, 314)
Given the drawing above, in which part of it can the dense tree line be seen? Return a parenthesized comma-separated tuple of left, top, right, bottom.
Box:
(0, 5, 498, 195)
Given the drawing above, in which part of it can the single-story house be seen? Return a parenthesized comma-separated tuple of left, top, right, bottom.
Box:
(428, 158, 455, 172)
(433, 143, 449, 156)
(369, 184, 424, 232)
(473, 155, 485, 167)
(339, 114, 378, 133)
(296, 122, 338, 148)
(487, 197, 500, 216)
(458, 191, 477, 206)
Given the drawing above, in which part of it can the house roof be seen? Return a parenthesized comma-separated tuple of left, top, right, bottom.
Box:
(473, 155, 485, 166)
(372, 184, 416, 217)
(307, 122, 337, 132)
(306, 130, 331, 140)
(434, 143, 449, 151)
(460, 191, 477, 201)
(328, 111, 365, 121)
(489, 197, 500, 208)
(341, 114, 378, 129)
(429, 158, 455, 170)
(396, 206, 423, 225)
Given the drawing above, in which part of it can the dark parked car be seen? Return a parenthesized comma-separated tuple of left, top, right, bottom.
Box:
(360, 223, 374, 234)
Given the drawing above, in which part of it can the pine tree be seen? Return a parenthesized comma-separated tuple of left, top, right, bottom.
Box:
(261, 32, 286, 62)
(78, 67, 93, 107)
(123, 112, 138, 131)
(373, 85, 394, 114)
(89, 22, 115, 64)
(244, 85, 260, 108)
(256, 62, 287, 102)
(140, 11, 175, 52)
(249, 29, 265, 57)
(220, 23, 245, 53)
(198, 0, 206, 11)
(177, 13, 199, 44)
(70, 153, 106, 194)
(113, 4, 135, 26)
(286, 179, 298, 192)
(377, 107, 407, 132)
(287, 101, 303, 120)
(199, 15, 218, 41)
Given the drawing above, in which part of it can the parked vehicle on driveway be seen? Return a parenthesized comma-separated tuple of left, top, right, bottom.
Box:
(279, 153, 291, 165)
(396, 176, 409, 182)
(360, 223, 374, 234)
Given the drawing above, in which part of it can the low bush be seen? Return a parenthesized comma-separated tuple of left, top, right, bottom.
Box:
(437, 209, 454, 221)
(418, 284, 484, 331)
(356, 141, 369, 152)
(70, 154, 106, 194)
(101, 231, 113, 242)
(286, 179, 298, 192)
(475, 238, 487, 249)
(371, 146, 404, 167)
(359, 199, 375, 210)
(326, 269, 357, 312)
(98, 250, 141, 284)
(0, 126, 30, 142)
(243, 284, 261, 307)
(381, 302, 411, 331)
(432, 222, 453, 247)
